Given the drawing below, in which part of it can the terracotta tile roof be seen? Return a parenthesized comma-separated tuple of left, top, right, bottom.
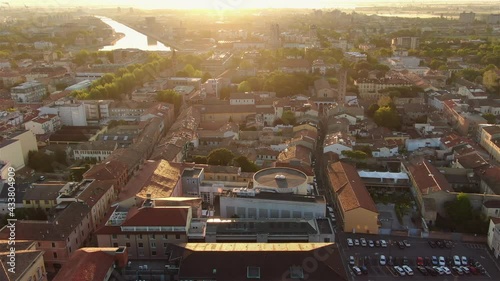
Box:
(0, 202, 90, 241)
(52, 248, 117, 281)
(327, 162, 378, 213)
(277, 145, 311, 165)
(0, 248, 44, 281)
(483, 200, 500, 209)
(172, 243, 347, 281)
(76, 180, 114, 208)
(483, 125, 500, 135)
(83, 160, 128, 182)
(23, 183, 66, 201)
(118, 160, 181, 201)
(405, 159, 452, 194)
(456, 153, 488, 170)
(478, 166, 500, 194)
(491, 217, 500, 225)
(122, 206, 190, 227)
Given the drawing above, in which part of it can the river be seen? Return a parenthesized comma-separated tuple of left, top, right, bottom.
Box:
(96, 16, 171, 52)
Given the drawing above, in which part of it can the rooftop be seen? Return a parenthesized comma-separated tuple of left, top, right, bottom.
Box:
(253, 167, 308, 189)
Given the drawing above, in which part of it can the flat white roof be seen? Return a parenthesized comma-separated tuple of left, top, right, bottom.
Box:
(358, 171, 409, 180)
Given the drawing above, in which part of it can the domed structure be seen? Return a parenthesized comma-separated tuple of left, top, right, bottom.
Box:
(253, 167, 309, 194)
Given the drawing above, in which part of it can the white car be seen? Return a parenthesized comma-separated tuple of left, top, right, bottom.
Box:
(439, 256, 446, 266)
(433, 266, 444, 275)
(354, 239, 360, 246)
(441, 266, 452, 275)
(351, 266, 362, 276)
(347, 238, 353, 247)
(327, 206, 334, 213)
(402, 265, 414, 276)
(393, 266, 405, 276)
(380, 240, 387, 247)
(379, 255, 386, 266)
(453, 255, 461, 266)
(460, 266, 470, 274)
(368, 240, 374, 247)
(360, 238, 367, 247)
(349, 256, 355, 265)
(461, 256, 468, 266)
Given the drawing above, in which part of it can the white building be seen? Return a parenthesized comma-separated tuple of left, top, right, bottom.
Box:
(229, 92, 256, 105)
(39, 100, 87, 126)
(10, 81, 46, 103)
(24, 114, 62, 135)
(487, 218, 500, 258)
(219, 190, 326, 219)
(323, 132, 354, 158)
(73, 141, 118, 162)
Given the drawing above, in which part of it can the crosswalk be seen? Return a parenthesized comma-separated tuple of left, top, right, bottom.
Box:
(464, 243, 487, 249)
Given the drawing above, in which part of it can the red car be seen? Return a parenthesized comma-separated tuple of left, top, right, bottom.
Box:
(416, 257, 424, 266)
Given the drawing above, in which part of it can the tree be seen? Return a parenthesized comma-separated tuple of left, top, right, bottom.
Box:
(482, 113, 496, 124)
(483, 69, 499, 93)
(373, 106, 401, 130)
(207, 148, 235, 166)
(234, 156, 258, 172)
(367, 103, 379, 118)
(445, 193, 473, 225)
(156, 90, 182, 114)
(192, 156, 207, 164)
(281, 110, 296, 125)
(201, 72, 212, 83)
(237, 81, 252, 92)
(377, 96, 392, 107)
(54, 149, 67, 165)
(341, 150, 368, 160)
(28, 151, 54, 172)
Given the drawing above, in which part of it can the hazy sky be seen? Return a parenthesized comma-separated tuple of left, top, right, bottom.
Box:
(4, 0, 493, 9)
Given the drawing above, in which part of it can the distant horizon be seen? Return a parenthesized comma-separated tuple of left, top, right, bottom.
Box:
(4, 0, 500, 10)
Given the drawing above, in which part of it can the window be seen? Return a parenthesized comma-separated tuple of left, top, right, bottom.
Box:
(151, 242, 156, 248)
(126, 242, 131, 247)
(112, 234, 117, 239)
(151, 234, 155, 239)
(113, 243, 118, 247)
(138, 234, 143, 239)
(138, 243, 144, 248)
(51, 243, 55, 248)
(37, 242, 41, 247)
(163, 234, 168, 240)
(44, 200, 50, 204)
(151, 250, 157, 256)
(25, 200, 31, 204)
(175, 234, 181, 240)
(53, 252, 58, 259)
(126, 234, 130, 239)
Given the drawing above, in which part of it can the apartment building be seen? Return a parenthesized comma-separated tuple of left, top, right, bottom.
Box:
(10, 81, 46, 103)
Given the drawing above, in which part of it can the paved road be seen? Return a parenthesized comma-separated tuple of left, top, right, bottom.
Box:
(338, 232, 499, 281)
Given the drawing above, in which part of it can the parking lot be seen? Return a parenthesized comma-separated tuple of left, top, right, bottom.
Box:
(338, 233, 500, 281)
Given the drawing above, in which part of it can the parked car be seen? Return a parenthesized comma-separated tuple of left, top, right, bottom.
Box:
(368, 240, 374, 247)
(460, 266, 470, 274)
(428, 240, 437, 248)
(417, 266, 428, 276)
(402, 265, 414, 276)
(425, 266, 438, 276)
(441, 266, 452, 275)
(349, 256, 355, 265)
(416, 257, 424, 266)
(431, 256, 438, 266)
(453, 255, 461, 266)
(397, 241, 405, 249)
(439, 256, 446, 266)
(424, 257, 431, 266)
(393, 266, 406, 276)
(445, 240, 453, 248)
(380, 240, 387, 247)
(375, 240, 380, 247)
(379, 255, 386, 266)
(351, 266, 362, 276)
(461, 256, 468, 266)
(468, 266, 478, 275)
(432, 266, 444, 275)
(360, 265, 368, 275)
(354, 239, 360, 246)
(452, 266, 464, 275)
(360, 238, 367, 247)
(347, 238, 353, 247)
(402, 256, 409, 266)
(403, 240, 411, 247)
